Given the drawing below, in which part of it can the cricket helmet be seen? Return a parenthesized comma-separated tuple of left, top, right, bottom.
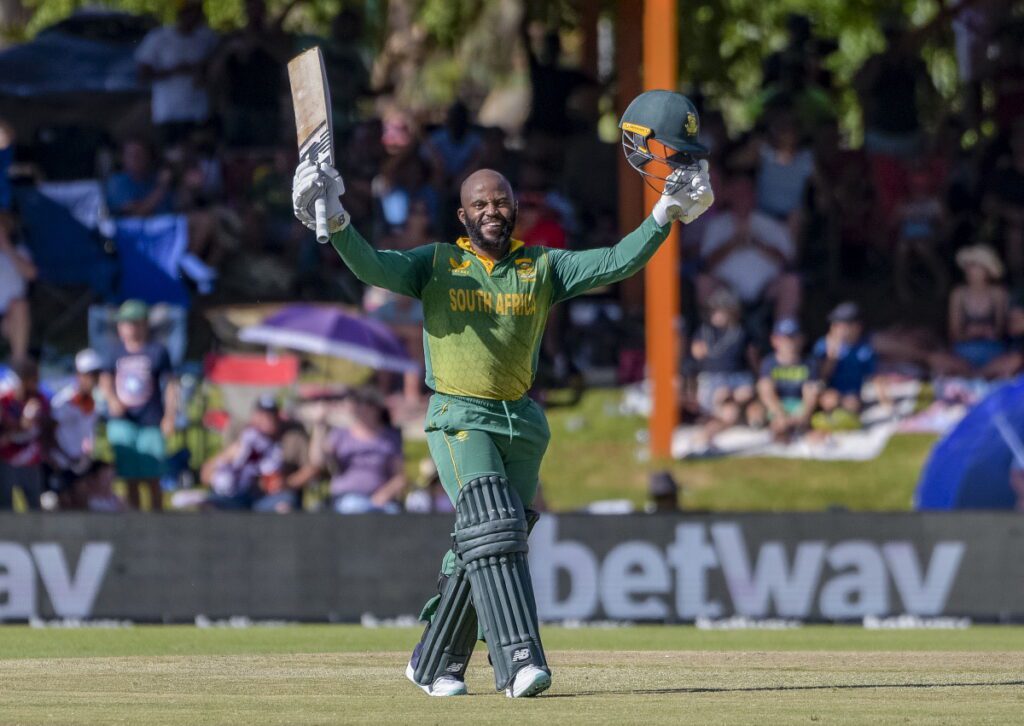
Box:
(619, 90, 707, 190)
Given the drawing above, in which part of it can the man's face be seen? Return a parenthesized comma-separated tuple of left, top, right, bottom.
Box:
(831, 320, 860, 344)
(77, 371, 99, 392)
(123, 142, 151, 178)
(459, 173, 517, 256)
(252, 409, 279, 437)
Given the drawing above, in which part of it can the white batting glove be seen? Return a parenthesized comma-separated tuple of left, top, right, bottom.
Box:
(652, 159, 714, 226)
(292, 159, 350, 234)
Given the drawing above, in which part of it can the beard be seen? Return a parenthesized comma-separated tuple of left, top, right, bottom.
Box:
(465, 208, 516, 255)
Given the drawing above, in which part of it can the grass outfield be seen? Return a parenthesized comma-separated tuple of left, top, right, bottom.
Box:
(2, 626, 1022, 725)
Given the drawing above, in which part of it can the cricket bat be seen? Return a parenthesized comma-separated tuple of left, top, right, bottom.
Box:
(288, 46, 334, 244)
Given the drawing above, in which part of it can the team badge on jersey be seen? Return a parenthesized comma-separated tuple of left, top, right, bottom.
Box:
(514, 258, 536, 281)
(449, 257, 472, 275)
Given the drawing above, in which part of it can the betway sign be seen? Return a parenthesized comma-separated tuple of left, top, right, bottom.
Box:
(0, 543, 112, 620)
(529, 519, 966, 621)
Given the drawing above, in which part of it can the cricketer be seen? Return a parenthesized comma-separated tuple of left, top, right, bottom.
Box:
(291, 90, 714, 698)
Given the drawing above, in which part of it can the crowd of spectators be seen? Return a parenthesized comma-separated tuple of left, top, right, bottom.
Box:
(2, 2, 1024, 508)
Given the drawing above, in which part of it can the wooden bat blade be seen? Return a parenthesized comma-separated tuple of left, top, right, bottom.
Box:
(287, 46, 334, 166)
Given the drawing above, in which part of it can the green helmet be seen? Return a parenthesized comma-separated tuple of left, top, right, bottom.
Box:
(619, 90, 706, 188)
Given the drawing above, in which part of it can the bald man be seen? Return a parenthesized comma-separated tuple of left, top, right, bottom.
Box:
(293, 159, 713, 698)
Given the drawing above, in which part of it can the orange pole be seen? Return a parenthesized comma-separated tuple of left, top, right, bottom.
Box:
(642, 0, 679, 461)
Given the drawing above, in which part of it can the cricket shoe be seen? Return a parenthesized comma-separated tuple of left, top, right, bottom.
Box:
(405, 643, 467, 697)
(505, 665, 551, 698)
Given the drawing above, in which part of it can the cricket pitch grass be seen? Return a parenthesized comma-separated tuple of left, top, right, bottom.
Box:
(1, 625, 1022, 725)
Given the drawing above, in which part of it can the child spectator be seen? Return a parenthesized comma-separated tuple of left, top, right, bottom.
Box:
(689, 289, 756, 453)
(947, 245, 1009, 374)
(318, 387, 406, 514)
(811, 302, 884, 431)
(754, 319, 820, 441)
(0, 212, 37, 362)
(99, 300, 178, 511)
(48, 349, 103, 509)
(0, 359, 49, 511)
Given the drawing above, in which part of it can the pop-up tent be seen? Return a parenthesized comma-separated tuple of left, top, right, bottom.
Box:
(915, 378, 1024, 510)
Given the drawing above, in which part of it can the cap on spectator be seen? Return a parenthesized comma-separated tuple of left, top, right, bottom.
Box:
(75, 349, 103, 374)
(707, 287, 740, 312)
(117, 299, 149, 322)
(648, 470, 679, 498)
(828, 301, 861, 323)
(956, 245, 1004, 280)
(773, 318, 801, 337)
(255, 393, 279, 413)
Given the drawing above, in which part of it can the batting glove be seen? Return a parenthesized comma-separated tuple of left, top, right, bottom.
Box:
(292, 159, 350, 234)
(652, 159, 714, 226)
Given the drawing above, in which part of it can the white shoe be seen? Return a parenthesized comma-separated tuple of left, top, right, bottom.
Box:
(405, 662, 468, 697)
(505, 665, 551, 698)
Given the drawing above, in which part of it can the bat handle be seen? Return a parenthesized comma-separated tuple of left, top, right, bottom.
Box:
(314, 195, 328, 244)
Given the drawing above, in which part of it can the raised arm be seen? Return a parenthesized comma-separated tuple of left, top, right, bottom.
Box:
(550, 161, 714, 302)
(293, 159, 433, 298)
(548, 214, 670, 302)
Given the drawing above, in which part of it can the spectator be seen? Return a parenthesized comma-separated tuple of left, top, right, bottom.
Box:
(689, 289, 756, 453)
(199, 395, 287, 511)
(317, 387, 406, 514)
(811, 302, 885, 431)
(78, 461, 126, 513)
(948, 245, 1009, 374)
(404, 458, 455, 514)
(698, 171, 800, 322)
(423, 101, 483, 188)
(982, 120, 1024, 280)
(894, 163, 948, 301)
(519, 20, 589, 136)
(854, 21, 937, 227)
(515, 192, 568, 250)
(756, 111, 815, 239)
(0, 358, 49, 511)
(99, 300, 178, 511)
(48, 349, 103, 510)
(0, 212, 36, 361)
(104, 139, 175, 217)
(754, 319, 820, 441)
(208, 0, 288, 148)
(134, 0, 219, 146)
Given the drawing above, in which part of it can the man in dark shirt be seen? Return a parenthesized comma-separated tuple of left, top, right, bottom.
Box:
(99, 300, 178, 510)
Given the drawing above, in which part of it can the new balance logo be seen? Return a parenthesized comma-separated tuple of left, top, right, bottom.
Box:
(511, 648, 531, 663)
(446, 663, 464, 673)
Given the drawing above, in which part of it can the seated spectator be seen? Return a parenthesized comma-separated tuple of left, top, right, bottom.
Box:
(0, 212, 36, 361)
(77, 461, 126, 513)
(811, 302, 885, 431)
(0, 358, 49, 511)
(404, 458, 455, 514)
(947, 245, 1009, 374)
(515, 191, 568, 249)
(105, 139, 175, 217)
(756, 111, 814, 239)
(982, 292, 1024, 379)
(689, 289, 756, 453)
(199, 395, 287, 511)
(48, 349, 103, 509)
(99, 300, 178, 511)
(894, 163, 948, 302)
(753, 319, 820, 441)
(698, 171, 800, 322)
(318, 387, 406, 514)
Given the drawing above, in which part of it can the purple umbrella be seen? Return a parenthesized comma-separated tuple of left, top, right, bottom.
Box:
(239, 304, 419, 374)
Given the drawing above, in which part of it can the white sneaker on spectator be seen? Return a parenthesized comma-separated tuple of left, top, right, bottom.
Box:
(405, 662, 467, 697)
(505, 665, 551, 698)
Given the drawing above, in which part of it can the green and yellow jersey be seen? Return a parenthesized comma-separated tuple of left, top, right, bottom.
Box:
(330, 214, 670, 400)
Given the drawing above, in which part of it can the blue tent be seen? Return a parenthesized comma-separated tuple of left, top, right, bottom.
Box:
(915, 378, 1024, 510)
